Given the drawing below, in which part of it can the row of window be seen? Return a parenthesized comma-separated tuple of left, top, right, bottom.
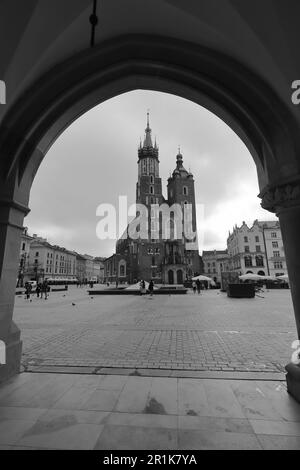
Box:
(245, 245, 261, 253)
(149, 184, 189, 196)
(244, 236, 260, 243)
(274, 261, 283, 269)
(244, 255, 264, 267)
(243, 232, 278, 243)
(34, 251, 72, 261)
(45, 268, 76, 274)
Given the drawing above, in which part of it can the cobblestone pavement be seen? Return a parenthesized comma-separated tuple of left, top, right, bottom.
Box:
(13, 287, 297, 373)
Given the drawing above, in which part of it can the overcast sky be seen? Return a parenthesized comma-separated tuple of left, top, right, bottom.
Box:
(25, 90, 276, 257)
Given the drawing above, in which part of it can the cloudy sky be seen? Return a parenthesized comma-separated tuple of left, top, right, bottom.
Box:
(25, 90, 276, 257)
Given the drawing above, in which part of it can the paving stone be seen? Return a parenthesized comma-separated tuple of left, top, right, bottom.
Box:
(14, 288, 296, 373)
(178, 429, 262, 450)
(94, 424, 178, 450)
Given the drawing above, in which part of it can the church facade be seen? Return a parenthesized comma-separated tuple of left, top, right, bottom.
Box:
(104, 114, 200, 285)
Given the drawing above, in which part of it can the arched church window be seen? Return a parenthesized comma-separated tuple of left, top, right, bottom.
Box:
(119, 262, 126, 277)
(183, 186, 188, 196)
(150, 185, 154, 194)
(150, 175, 154, 184)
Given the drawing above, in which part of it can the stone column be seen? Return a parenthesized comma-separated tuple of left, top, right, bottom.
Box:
(0, 199, 29, 383)
(261, 181, 300, 402)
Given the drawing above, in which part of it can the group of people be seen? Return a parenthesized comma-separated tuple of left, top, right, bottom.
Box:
(24, 280, 49, 300)
(192, 279, 202, 294)
(139, 279, 154, 296)
(76, 280, 89, 287)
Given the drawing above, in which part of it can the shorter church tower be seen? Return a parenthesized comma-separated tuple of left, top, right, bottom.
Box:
(165, 150, 200, 282)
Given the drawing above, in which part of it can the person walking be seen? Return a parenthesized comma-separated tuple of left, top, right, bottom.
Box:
(149, 279, 154, 296)
(192, 281, 197, 294)
(41, 279, 49, 300)
(36, 282, 41, 298)
(140, 279, 146, 295)
(25, 282, 32, 300)
(196, 279, 201, 295)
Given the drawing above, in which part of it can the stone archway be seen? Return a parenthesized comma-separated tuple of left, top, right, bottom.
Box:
(1, 35, 300, 394)
(177, 269, 183, 285)
(168, 270, 174, 285)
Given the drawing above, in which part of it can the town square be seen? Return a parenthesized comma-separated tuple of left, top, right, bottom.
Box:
(15, 287, 295, 375)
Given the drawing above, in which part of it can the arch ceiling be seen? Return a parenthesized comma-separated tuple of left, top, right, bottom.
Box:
(0, 1, 300, 201)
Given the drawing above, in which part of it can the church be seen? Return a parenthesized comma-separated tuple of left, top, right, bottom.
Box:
(104, 114, 201, 284)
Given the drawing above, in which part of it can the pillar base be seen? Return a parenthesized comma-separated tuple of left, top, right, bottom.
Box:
(0, 322, 22, 384)
(285, 362, 300, 404)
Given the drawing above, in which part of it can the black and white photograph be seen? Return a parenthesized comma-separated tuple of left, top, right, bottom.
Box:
(0, 0, 300, 454)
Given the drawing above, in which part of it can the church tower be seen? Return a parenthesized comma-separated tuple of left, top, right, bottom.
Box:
(136, 112, 163, 208)
(133, 112, 165, 281)
(166, 149, 200, 280)
(167, 149, 197, 241)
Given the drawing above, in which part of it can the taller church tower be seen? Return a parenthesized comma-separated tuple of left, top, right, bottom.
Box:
(136, 112, 163, 207)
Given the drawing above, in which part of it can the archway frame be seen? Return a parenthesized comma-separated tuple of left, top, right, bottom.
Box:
(1, 34, 300, 382)
(1, 34, 300, 203)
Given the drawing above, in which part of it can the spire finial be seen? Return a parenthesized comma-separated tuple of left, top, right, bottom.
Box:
(147, 109, 150, 129)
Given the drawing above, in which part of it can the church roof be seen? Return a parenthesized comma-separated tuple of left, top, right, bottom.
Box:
(138, 112, 159, 159)
(171, 149, 193, 179)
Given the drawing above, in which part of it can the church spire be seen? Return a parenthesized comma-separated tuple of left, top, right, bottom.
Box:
(176, 146, 183, 168)
(143, 110, 153, 148)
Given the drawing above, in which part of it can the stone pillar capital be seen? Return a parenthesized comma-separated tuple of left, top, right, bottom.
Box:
(0, 198, 30, 231)
(260, 178, 300, 214)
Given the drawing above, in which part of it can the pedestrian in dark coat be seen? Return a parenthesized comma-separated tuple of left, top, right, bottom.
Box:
(149, 280, 154, 296)
(41, 280, 49, 299)
(25, 282, 32, 300)
(196, 279, 201, 294)
(36, 283, 41, 298)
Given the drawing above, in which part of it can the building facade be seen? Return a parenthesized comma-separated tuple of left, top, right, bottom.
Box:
(227, 219, 287, 277)
(26, 235, 77, 282)
(107, 114, 200, 284)
(202, 250, 230, 284)
(259, 220, 287, 277)
(75, 254, 104, 283)
(93, 257, 105, 283)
